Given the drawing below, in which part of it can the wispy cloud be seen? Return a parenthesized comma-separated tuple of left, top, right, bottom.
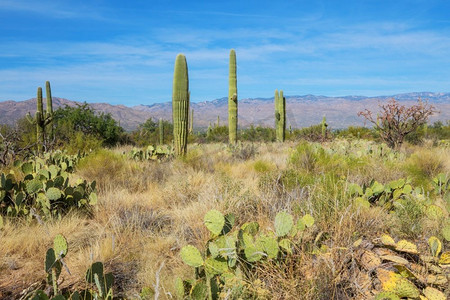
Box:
(0, 0, 107, 20)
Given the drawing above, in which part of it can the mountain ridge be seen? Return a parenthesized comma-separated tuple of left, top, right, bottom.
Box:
(1, 92, 449, 131)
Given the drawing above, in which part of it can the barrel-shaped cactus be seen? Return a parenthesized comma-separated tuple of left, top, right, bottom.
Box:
(172, 54, 190, 156)
(228, 49, 238, 144)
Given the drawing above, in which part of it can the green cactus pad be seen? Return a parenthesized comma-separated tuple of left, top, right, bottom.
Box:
(32, 290, 51, 300)
(374, 291, 401, 300)
(244, 243, 263, 262)
(45, 248, 56, 272)
(174, 277, 185, 299)
(296, 218, 306, 231)
(442, 224, 450, 241)
(208, 241, 220, 258)
(48, 165, 59, 179)
(259, 235, 279, 259)
(301, 214, 315, 228)
(274, 212, 294, 237)
(426, 205, 444, 220)
(26, 179, 43, 194)
(423, 287, 446, 300)
(89, 192, 98, 205)
(180, 245, 203, 267)
(279, 239, 292, 254)
(21, 162, 34, 175)
(355, 197, 370, 209)
(428, 236, 442, 257)
(86, 262, 104, 284)
(222, 213, 235, 235)
(204, 209, 225, 235)
(371, 181, 385, 194)
(348, 183, 363, 196)
(53, 234, 68, 258)
(38, 169, 50, 180)
(241, 222, 259, 235)
(205, 257, 228, 275)
(190, 281, 207, 300)
(46, 187, 62, 201)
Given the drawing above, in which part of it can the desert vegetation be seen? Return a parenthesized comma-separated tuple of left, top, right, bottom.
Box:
(0, 54, 449, 300)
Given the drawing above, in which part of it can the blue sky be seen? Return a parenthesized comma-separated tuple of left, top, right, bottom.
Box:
(1, 0, 450, 106)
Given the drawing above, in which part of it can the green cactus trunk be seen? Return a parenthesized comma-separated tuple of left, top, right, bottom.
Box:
(217, 115, 220, 127)
(189, 109, 194, 134)
(45, 81, 54, 141)
(321, 116, 328, 139)
(172, 54, 189, 156)
(228, 49, 238, 144)
(36, 87, 44, 153)
(275, 89, 286, 142)
(159, 118, 164, 145)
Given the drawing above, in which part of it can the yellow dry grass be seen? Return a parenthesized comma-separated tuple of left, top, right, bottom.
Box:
(0, 140, 449, 299)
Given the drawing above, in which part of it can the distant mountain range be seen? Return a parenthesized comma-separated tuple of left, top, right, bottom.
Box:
(0, 92, 449, 131)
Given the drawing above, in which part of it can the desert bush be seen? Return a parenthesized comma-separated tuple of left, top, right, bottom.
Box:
(358, 98, 437, 149)
(53, 103, 124, 147)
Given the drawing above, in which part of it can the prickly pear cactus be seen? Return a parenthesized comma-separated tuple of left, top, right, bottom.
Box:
(274, 211, 293, 237)
(26, 179, 43, 194)
(180, 245, 204, 267)
(204, 209, 225, 235)
(53, 234, 68, 258)
(46, 187, 62, 201)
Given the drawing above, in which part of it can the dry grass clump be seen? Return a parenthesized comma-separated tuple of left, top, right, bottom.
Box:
(1, 140, 449, 299)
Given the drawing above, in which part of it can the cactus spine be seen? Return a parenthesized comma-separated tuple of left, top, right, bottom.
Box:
(26, 85, 53, 154)
(228, 49, 238, 144)
(275, 89, 286, 142)
(172, 54, 189, 156)
(159, 118, 164, 145)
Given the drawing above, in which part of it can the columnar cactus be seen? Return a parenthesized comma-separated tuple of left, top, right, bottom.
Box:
(26, 86, 53, 154)
(275, 89, 286, 142)
(159, 118, 164, 145)
(172, 54, 189, 156)
(45, 81, 54, 141)
(189, 109, 194, 134)
(321, 116, 328, 139)
(228, 49, 238, 144)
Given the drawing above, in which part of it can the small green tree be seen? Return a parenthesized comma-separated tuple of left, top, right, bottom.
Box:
(53, 103, 123, 148)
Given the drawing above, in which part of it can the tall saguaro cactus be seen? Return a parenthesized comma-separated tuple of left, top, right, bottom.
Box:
(45, 81, 54, 140)
(228, 49, 238, 144)
(26, 86, 53, 154)
(172, 54, 190, 156)
(275, 89, 286, 142)
(159, 118, 164, 145)
(321, 116, 328, 140)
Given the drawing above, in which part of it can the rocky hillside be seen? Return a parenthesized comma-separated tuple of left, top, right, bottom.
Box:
(1, 92, 449, 131)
